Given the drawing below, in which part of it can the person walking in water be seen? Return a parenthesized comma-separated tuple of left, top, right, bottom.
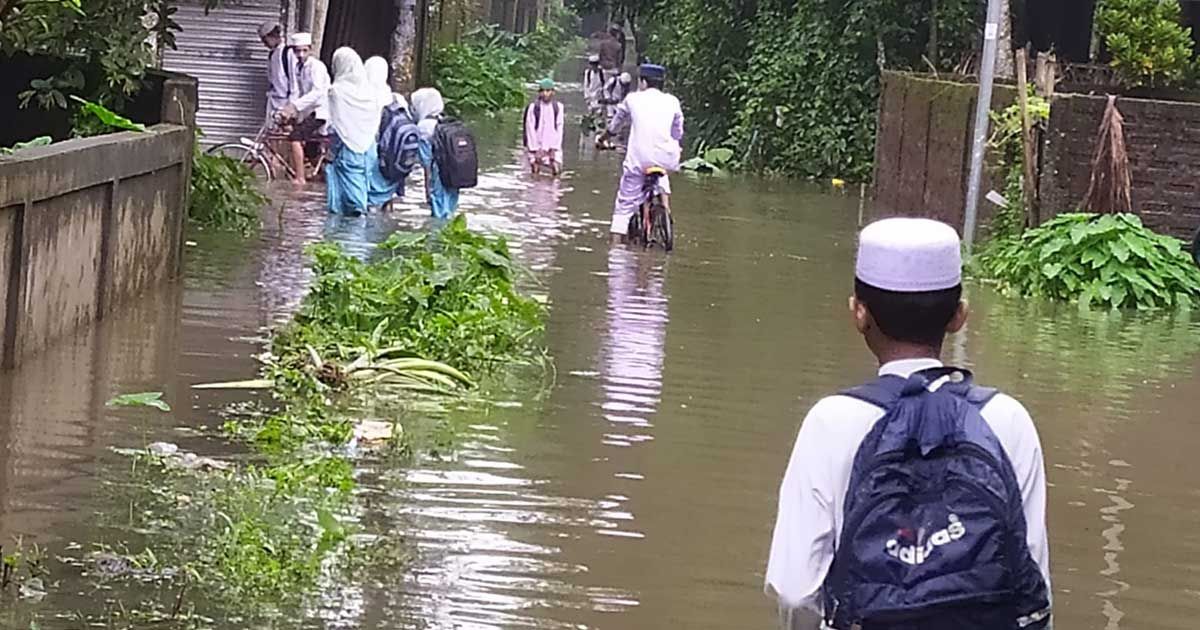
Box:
(363, 56, 399, 207)
(600, 64, 683, 243)
(325, 48, 390, 216)
(766, 217, 1052, 630)
(524, 78, 564, 177)
(411, 87, 460, 219)
(583, 54, 605, 126)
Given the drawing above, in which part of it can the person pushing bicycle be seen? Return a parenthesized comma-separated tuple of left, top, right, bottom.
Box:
(600, 63, 684, 245)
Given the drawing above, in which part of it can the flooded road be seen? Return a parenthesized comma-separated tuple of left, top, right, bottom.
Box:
(2, 83, 1200, 629)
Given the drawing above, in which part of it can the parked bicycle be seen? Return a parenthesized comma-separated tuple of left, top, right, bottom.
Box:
(627, 166, 674, 252)
(207, 116, 327, 182)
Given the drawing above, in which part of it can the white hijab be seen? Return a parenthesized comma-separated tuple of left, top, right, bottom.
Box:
(328, 47, 379, 153)
(364, 56, 393, 108)
(411, 87, 445, 141)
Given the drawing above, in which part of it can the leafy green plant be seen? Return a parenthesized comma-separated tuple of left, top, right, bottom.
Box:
(429, 18, 575, 114)
(107, 391, 171, 411)
(275, 215, 545, 379)
(0, 136, 52, 155)
(680, 147, 735, 174)
(1096, 0, 1196, 88)
(976, 213, 1200, 310)
(986, 92, 1050, 240)
(69, 95, 146, 136)
(188, 146, 265, 233)
(647, 0, 981, 180)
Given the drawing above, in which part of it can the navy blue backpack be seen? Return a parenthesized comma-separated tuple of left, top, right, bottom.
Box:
(823, 368, 1051, 630)
(377, 102, 421, 185)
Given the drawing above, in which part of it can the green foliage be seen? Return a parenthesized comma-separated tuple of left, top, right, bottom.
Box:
(646, 0, 981, 180)
(0, 136, 52, 155)
(986, 92, 1050, 240)
(1096, 0, 1196, 88)
(680, 146, 735, 174)
(976, 213, 1200, 310)
(430, 20, 575, 114)
(188, 146, 266, 233)
(429, 38, 527, 114)
(275, 215, 545, 378)
(106, 391, 171, 412)
(69, 95, 147, 136)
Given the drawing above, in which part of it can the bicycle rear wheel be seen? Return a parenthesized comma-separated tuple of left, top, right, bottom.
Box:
(207, 142, 274, 181)
(651, 202, 674, 252)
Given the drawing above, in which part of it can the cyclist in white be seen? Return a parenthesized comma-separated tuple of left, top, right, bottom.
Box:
(602, 64, 684, 244)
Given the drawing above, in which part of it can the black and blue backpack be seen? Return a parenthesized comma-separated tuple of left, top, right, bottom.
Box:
(823, 367, 1051, 630)
(377, 102, 421, 185)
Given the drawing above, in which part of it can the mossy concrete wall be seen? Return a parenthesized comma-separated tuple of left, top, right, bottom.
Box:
(0, 115, 193, 368)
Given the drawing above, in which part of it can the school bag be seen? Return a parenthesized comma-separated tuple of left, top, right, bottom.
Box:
(822, 367, 1051, 630)
(377, 102, 420, 184)
(432, 117, 479, 189)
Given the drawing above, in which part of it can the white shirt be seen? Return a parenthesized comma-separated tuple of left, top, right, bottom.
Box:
(608, 88, 684, 173)
(765, 358, 1051, 622)
(266, 43, 294, 113)
(291, 57, 331, 122)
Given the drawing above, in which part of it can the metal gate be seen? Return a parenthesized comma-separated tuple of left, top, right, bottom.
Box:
(162, 0, 283, 146)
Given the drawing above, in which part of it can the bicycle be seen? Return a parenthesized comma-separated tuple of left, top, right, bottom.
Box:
(207, 116, 328, 182)
(627, 166, 674, 252)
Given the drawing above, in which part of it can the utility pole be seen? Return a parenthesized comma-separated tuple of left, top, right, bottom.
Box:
(962, 0, 1003, 254)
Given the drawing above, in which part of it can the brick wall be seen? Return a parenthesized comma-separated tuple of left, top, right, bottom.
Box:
(1041, 93, 1200, 239)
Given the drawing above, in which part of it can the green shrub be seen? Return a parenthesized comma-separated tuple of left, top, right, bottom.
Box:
(429, 37, 527, 114)
(188, 147, 266, 233)
(1096, 0, 1196, 88)
(976, 213, 1200, 310)
(276, 215, 545, 377)
(430, 19, 575, 115)
(986, 93, 1050, 240)
(647, 0, 981, 180)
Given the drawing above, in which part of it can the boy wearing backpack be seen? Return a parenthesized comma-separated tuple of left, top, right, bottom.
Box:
(766, 217, 1051, 630)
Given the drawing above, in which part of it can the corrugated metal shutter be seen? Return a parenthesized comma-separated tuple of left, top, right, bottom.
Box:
(162, 0, 283, 146)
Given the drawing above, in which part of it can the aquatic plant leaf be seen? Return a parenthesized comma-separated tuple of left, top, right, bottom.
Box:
(107, 391, 170, 412)
(69, 95, 146, 132)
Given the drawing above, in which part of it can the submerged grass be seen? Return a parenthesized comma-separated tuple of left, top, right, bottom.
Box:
(52, 217, 550, 626)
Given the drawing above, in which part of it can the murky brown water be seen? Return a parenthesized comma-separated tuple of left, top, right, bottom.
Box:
(2, 83, 1200, 629)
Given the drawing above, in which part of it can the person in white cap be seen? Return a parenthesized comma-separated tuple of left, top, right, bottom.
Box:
(765, 217, 1051, 630)
(582, 54, 604, 125)
(279, 32, 330, 185)
(257, 21, 294, 126)
(600, 71, 632, 125)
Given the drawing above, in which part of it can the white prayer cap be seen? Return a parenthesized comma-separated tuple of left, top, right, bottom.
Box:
(619, 72, 632, 84)
(588, 54, 600, 63)
(289, 32, 312, 47)
(855, 217, 962, 292)
(258, 21, 281, 38)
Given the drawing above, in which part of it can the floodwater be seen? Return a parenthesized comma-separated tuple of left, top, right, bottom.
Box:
(2, 83, 1200, 630)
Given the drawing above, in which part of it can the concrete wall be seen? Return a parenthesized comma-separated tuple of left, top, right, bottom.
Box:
(872, 71, 1016, 230)
(0, 80, 195, 368)
(1041, 93, 1200, 239)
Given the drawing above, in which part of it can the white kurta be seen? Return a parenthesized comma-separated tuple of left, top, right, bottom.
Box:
(265, 44, 294, 120)
(609, 88, 683, 173)
(291, 57, 332, 122)
(765, 357, 1051, 623)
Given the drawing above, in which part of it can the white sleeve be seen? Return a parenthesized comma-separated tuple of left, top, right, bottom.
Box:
(292, 62, 331, 116)
(765, 403, 837, 615)
(989, 396, 1052, 591)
